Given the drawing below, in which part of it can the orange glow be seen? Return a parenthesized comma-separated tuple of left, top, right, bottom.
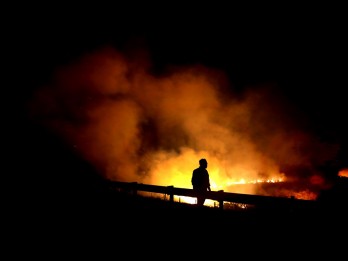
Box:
(140, 148, 286, 206)
(310, 174, 325, 185)
(338, 169, 348, 178)
(277, 189, 318, 200)
(28, 47, 337, 207)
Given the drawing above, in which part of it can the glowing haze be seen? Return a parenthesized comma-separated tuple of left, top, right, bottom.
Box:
(28, 47, 339, 200)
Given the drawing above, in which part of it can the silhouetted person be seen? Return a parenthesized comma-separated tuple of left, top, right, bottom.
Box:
(191, 158, 211, 206)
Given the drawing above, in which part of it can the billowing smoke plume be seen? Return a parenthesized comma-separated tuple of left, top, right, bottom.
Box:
(28, 47, 339, 198)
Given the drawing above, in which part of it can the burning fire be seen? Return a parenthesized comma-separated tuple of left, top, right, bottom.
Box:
(140, 151, 288, 206)
(338, 169, 348, 178)
(28, 47, 339, 206)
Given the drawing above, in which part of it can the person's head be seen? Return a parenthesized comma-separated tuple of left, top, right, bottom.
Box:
(199, 158, 207, 168)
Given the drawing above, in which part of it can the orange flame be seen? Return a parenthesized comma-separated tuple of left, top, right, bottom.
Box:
(338, 169, 348, 178)
(28, 47, 336, 207)
(140, 148, 286, 206)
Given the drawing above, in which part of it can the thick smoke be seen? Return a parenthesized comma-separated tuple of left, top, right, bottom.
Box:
(28, 47, 339, 197)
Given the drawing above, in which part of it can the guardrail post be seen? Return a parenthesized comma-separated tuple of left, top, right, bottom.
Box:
(131, 182, 138, 196)
(218, 190, 224, 210)
(167, 186, 174, 203)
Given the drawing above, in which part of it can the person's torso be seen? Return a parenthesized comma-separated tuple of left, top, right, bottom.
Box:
(192, 168, 209, 186)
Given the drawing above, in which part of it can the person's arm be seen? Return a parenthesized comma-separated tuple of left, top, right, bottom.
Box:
(207, 172, 211, 191)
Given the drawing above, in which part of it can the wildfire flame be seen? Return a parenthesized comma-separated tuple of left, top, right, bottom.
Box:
(338, 169, 348, 178)
(138, 149, 287, 206)
(28, 46, 338, 206)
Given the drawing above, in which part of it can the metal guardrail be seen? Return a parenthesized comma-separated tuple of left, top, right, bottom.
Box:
(107, 180, 317, 211)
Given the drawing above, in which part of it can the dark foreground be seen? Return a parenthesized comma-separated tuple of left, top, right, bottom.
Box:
(10, 123, 347, 257)
(19, 186, 347, 238)
(12, 174, 348, 258)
